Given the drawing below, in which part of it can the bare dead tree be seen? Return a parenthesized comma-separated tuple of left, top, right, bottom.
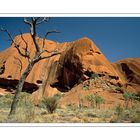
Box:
(1, 17, 61, 116)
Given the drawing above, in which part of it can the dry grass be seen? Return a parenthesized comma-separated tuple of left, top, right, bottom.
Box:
(0, 93, 140, 123)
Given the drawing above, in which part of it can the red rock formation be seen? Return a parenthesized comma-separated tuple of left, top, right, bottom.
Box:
(112, 58, 140, 93)
(52, 37, 122, 90)
(0, 34, 122, 102)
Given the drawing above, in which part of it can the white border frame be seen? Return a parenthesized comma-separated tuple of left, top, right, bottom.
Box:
(0, 13, 140, 127)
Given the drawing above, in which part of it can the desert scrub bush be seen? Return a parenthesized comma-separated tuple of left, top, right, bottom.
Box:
(66, 103, 78, 111)
(94, 94, 105, 109)
(53, 92, 63, 100)
(90, 73, 99, 80)
(41, 94, 61, 114)
(86, 93, 105, 109)
(131, 114, 140, 123)
(82, 85, 89, 90)
(86, 94, 95, 108)
(39, 93, 63, 109)
(0, 94, 13, 108)
(123, 92, 137, 109)
(115, 86, 123, 92)
(14, 92, 36, 122)
(115, 104, 123, 117)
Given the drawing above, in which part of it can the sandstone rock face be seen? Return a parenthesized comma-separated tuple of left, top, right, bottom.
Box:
(52, 37, 121, 90)
(0, 33, 66, 97)
(112, 58, 140, 93)
(0, 34, 122, 101)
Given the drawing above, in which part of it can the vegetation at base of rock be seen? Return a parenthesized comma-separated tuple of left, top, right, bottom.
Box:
(123, 92, 138, 109)
(86, 93, 105, 109)
(41, 93, 62, 114)
(115, 104, 123, 117)
(90, 73, 99, 80)
(53, 92, 63, 100)
(86, 94, 95, 108)
(78, 94, 84, 109)
(66, 104, 78, 111)
(82, 85, 89, 90)
(0, 92, 140, 123)
(0, 94, 13, 108)
(95, 94, 105, 109)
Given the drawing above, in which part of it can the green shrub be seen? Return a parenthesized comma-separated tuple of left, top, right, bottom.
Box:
(42, 96, 59, 114)
(83, 85, 89, 90)
(53, 92, 63, 100)
(115, 86, 123, 92)
(131, 115, 140, 123)
(86, 94, 95, 108)
(0, 94, 13, 108)
(66, 103, 78, 111)
(115, 104, 123, 117)
(90, 73, 99, 80)
(86, 93, 105, 109)
(123, 92, 137, 109)
(94, 94, 105, 109)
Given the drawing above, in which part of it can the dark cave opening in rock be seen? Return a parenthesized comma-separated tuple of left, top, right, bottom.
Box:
(7, 75, 12, 79)
(36, 80, 43, 85)
(0, 78, 39, 93)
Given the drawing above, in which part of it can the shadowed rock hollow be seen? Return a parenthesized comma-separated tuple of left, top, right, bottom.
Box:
(52, 37, 121, 89)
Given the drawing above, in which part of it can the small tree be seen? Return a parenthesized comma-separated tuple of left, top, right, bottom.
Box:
(1, 17, 61, 116)
(78, 94, 84, 109)
(123, 92, 137, 109)
(94, 94, 104, 109)
(115, 104, 123, 117)
(86, 94, 95, 108)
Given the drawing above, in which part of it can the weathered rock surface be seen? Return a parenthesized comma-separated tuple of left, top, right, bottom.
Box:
(112, 58, 140, 93)
(52, 37, 121, 90)
(0, 34, 126, 102)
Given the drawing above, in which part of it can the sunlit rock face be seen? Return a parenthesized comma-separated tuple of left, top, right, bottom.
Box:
(0, 34, 123, 101)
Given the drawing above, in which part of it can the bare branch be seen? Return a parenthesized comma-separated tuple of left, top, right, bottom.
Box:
(24, 18, 40, 53)
(36, 17, 50, 25)
(40, 49, 59, 55)
(19, 30, 31, 60)
(1, 28, 17, 46)
(23, 17, 32, 26)
(40, 51, 61, 60)
(23, 17, 52, 54)
(42, 30, 60, 49)
(34, 17, 40, 22)
(0, 28, 29, 58)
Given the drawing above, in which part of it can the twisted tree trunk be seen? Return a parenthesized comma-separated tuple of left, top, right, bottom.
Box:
(9, 62, 34, 116)
(1, 17, 61, 117)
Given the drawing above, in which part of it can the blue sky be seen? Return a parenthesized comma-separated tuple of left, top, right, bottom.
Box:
(0, 17, 140, 62)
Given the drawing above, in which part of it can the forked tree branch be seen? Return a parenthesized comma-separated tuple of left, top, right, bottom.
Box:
(42, 30, 60, 50)
(0, 28, 30, 59)
(24, 17, 41, 53)
(36, 17, 50, 25)
(23, 17, 32, 26)
(40, 51, 61, 61)
(19, 30, 31, 60)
